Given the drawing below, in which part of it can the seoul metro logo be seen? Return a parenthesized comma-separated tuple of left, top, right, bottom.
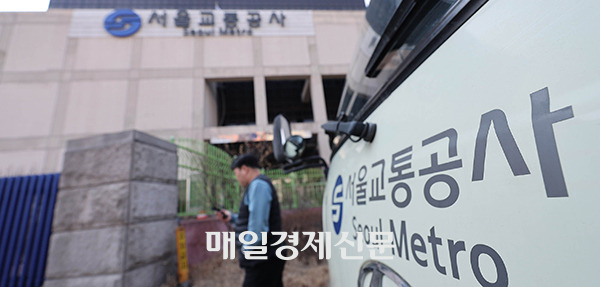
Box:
(104, 9, 141, 37)
(332, 175, 343, 235)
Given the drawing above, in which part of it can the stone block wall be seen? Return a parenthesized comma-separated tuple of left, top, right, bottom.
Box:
(44, 130, 178, 287)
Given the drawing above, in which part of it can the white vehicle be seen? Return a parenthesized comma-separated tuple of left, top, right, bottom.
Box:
(276, 0, 600, 286)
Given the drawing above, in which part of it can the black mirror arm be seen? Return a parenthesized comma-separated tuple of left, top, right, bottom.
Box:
(321, 120, 377, 142)
(282, 156, 329, 178)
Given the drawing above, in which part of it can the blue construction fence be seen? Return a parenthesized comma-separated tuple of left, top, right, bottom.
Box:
(0, 174, 60, 287)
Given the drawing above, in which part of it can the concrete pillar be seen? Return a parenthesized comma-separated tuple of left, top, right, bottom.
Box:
(308, 37, 332, 163)
(254, 75, 268, 128)
(252, 37, 268, 129)
(193, 38, 206, 139)
(123, 38, 143, 130)
(44, 130, 178, 287)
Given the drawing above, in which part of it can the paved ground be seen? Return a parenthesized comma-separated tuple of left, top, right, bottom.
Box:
(190, 253, 329, 287)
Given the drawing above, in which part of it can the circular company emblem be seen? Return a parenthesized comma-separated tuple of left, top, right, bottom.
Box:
(332, 175, 344, 235)
(104, 9, 141, 37)
(358, 261, 411, 287)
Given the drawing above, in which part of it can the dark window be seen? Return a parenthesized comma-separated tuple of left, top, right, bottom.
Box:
(215, 81, 255, 126)
(341, 0, 474, 123)
(215, 133, 320, 170)
(365, 0, 461, 78)
(329, 0, 487, 155)
(266, 79, 313, 124)
(322, 77, 345, 120)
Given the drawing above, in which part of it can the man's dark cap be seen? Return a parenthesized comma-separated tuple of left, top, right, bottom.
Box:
(230, 153, 260, 170)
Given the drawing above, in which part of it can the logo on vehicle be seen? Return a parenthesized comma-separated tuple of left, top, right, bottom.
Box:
(104, 9, 141, 37)
(332, 175, 343, 235)
(358, 261, 410, 287)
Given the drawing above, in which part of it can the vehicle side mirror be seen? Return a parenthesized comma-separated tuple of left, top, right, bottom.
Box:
(273, 114, 291, 163)
(283, 135, 305, 160)
(272, 114, 328, 176)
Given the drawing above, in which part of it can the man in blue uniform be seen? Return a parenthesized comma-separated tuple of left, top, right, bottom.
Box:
(216, 153, 285, 287)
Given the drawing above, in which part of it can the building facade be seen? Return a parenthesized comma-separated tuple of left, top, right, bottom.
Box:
(0, 0, 365, 174)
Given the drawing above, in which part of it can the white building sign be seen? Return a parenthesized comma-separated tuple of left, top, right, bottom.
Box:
(69, 9, 315, 38)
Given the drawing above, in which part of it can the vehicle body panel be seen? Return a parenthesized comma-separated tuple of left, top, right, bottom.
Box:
(323, 0, 600, 286)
